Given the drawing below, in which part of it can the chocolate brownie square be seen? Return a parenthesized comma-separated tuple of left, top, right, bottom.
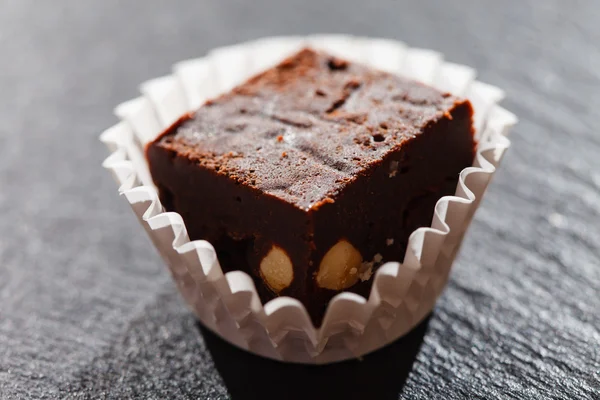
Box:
(146, 48, 475, 325)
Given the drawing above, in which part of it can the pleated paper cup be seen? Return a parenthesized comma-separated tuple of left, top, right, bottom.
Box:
(100, 35, 517, 364)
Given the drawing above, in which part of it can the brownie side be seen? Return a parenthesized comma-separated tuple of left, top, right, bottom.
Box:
(308, 100, 474, 320)
(146, 135, 314, 301)
(146, 48, 475, 325)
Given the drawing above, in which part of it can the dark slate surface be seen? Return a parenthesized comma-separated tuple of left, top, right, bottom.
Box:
(1, 0, 599, 399)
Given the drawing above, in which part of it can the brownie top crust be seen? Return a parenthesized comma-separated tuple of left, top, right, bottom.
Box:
(154, 48, 468, 210)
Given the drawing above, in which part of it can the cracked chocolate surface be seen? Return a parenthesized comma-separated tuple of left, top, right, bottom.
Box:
(156, 48, 465, 210)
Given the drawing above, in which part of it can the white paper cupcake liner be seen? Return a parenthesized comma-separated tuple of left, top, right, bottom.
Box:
(100, 35, 517, 364)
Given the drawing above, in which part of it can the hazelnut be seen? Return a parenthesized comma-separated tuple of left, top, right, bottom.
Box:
(260, 245, 293, 293)
(316, 240, 363, 290)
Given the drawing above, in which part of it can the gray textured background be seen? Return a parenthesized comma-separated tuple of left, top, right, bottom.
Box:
(1, 0, 599, 399)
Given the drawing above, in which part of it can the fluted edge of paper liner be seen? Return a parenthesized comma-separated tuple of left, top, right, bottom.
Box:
(100, 35, 517, 364)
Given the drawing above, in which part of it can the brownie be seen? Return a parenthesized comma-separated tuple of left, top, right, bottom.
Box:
(146, 48, 475, 326)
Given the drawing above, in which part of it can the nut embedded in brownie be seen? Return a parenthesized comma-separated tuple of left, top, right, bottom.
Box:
(146, 48, 476, 326)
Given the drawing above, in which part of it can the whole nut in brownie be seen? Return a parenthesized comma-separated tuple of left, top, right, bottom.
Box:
(146, 48, 476, 326)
